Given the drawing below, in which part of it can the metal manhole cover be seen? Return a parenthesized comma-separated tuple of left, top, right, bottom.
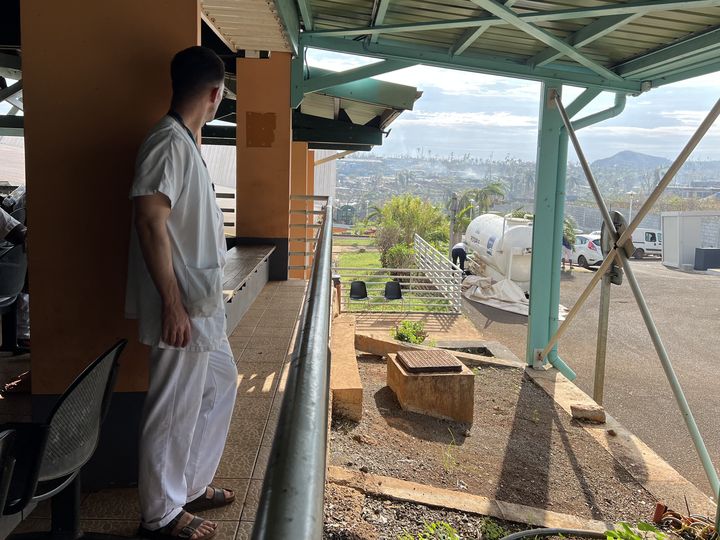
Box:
(396, 350, 463, 373)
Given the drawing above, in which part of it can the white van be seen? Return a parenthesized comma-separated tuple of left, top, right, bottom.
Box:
(631, 228, 662, 258)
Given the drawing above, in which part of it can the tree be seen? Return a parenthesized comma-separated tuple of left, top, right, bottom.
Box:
(374, 194, 449, 267)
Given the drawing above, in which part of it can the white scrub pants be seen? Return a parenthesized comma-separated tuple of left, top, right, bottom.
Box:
(138, 337, 238, 529)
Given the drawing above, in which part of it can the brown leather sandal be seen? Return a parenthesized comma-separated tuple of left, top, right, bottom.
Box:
(183, 486, 235, 512)
(138, 511, 217, 540)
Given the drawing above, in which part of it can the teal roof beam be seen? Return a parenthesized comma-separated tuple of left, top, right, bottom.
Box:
(275, 0, 301, 55)
(652, 60, 720, 87)
(565, 88, 602, 118)
(571, 93, 627, 131)
(529, 13, 641, 68)
(302, 35, 643, 93)
(616, 27, 720, 77)
(450, 0, 519, 57)
(303, 59, 415, 93)
(297, 0, 314, 31)
(369, 0, 391, 44)
(306, 1, 720, 38)
(471, 0, 623, 81)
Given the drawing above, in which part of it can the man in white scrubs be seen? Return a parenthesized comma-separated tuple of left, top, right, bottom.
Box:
(126, 46, 237, 540)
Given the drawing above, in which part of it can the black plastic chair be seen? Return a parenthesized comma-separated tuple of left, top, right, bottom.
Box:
(1, 339, 127, 540)
(383, 281, 404, 310)
(0, 430, 16, 519)
(0, 245, 28, 355)
(349, 280, 369, 309)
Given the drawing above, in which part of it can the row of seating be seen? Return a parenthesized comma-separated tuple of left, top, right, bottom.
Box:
(0, 340, 127, 540)
(349, 280, 403, 308)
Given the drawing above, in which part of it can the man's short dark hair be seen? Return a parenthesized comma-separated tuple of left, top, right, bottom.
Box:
(171, 46, 225, 103)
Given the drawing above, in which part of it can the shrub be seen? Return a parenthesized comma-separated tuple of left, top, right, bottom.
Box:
(382, 243, 414, 269)
(397, 521, 460, 540)
(393, 320, 427, 344)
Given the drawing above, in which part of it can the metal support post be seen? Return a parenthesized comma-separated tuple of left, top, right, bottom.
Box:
(593, 274, 611, 405)
(449, 192, 458, 257)
(526, 83, 568, 373)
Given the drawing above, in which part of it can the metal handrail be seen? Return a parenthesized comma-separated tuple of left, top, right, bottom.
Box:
(252, 203, 333, 540)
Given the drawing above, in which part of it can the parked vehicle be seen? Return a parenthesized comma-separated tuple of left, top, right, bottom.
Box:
(630, 228, 662, 259)
(572, 233, 602, 268)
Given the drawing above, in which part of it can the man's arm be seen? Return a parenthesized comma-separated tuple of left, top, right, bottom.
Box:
(134, 194, 191, 348)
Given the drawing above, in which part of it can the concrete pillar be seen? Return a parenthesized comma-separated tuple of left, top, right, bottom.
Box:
(289, 142, 308, 279)
(235, 54, 292, 280)
(306, 150, 315, 279)
(21, 0, 200, 487)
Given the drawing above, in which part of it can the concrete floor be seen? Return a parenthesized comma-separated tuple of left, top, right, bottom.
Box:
(463, 259, 720, 497)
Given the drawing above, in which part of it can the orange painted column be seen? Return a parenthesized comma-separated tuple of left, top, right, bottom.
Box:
(21, 0, 200, 487)
(235, 54, 292, 280)
(289, 142, 308, 279)
(305, 150, 316, 279)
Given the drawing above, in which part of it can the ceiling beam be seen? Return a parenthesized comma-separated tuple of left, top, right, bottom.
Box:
(302, 34, 644, 93)
(297, 0, 314, 31)
(0, 79, 22, 103)
(303, 59, 415, 93)
(274, 0, 301, 55)
(306, 0, 720, 38)
(450, 0, 518, 57)
(0, 114, 23, 136)
(369, 0, 391, 44)
(308, 143, 373, 151)
(471, 0, 623, 81)
(615, 27, 720, 77)
(528, 13, 641, 68)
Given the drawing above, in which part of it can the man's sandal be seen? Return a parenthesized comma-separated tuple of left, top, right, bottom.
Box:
(184, 486, 235, 512)
(138, 511, 217, 540)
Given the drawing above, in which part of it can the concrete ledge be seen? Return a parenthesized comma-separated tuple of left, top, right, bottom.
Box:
(330, 314, 363, 421)
(387, 353, 474, 424)
(328, 466, 611, 531)
(355, 333, 524, 369)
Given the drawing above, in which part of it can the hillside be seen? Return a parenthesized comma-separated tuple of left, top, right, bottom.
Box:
(591, 150, 671, 169)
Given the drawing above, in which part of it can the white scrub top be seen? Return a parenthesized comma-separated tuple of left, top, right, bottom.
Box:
(452, 242, 467, 251)
(125, 115, 227, 352)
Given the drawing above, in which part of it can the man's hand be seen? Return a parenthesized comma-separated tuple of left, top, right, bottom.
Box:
(135, 193, 192, 348)
(162, 298, 191, 348)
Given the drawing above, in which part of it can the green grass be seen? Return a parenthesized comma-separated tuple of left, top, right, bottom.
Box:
(334, 250, 453, 313)
(332, 236, 375, 247)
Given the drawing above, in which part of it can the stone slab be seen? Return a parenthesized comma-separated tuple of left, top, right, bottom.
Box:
(387, 354, 474, 424)
(328, 466, 611, 531)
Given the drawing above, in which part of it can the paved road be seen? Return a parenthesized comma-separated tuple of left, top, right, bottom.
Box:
(463, 260, 720, 497)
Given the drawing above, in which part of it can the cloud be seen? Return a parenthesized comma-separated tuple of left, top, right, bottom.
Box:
(394, 110, 537, 129)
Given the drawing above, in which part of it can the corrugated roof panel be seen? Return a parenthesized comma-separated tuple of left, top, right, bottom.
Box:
(201, 0, 291, 52)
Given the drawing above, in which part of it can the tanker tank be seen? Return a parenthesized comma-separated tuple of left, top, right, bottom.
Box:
(465, 213, 533, 291)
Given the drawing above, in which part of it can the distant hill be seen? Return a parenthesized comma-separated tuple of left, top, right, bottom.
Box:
(591, 150, 671, 169)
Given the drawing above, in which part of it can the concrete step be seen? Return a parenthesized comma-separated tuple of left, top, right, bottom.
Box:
(330, 314, 363, 422)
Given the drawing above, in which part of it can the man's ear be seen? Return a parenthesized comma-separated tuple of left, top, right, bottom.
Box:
(209, 85, 222, 104)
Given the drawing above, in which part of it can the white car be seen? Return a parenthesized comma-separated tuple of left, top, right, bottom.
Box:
(572, 234, 602, 268)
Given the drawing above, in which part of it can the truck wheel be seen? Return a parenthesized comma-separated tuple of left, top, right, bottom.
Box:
(633, 248, 645, 259)
(578, 255, 589, 269)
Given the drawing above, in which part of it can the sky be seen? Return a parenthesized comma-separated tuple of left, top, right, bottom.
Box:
(307, 49, 720, 163)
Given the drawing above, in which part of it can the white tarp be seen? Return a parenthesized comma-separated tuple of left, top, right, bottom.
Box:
(462, 275, 567, 320)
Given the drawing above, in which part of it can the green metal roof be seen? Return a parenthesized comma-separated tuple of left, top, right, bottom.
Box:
(286, 0, 720, 94)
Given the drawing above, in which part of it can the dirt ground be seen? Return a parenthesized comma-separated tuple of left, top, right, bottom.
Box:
(328, 355, 656, 528)
(324, 483, 525, 540)
(461, 260, 720, 495)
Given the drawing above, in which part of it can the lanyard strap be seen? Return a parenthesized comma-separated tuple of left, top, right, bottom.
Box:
(167, 110, 214, 191)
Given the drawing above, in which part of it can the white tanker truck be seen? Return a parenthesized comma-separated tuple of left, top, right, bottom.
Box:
(465, 213, 533, 292)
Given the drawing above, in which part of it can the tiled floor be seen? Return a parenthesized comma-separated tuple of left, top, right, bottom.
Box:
(13, 279, 308, 539)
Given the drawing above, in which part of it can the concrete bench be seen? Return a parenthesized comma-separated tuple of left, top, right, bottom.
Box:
(223, 244, 275, 335)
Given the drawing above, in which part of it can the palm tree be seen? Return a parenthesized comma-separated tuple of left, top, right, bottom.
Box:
(459, 182, 506, 217)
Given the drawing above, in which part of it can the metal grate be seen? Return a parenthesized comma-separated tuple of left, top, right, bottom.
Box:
(396, 350, 463, 373)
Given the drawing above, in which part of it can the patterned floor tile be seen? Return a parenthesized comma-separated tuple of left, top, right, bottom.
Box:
(236, 521, 255, 540)
(239, 480, 264, 522)
(243, 336, 291, 351)
(80, 487, 140, 520)
(252, 446, 272, 480)
(236, 366, 281, 398)
(238, 349, 287, 365)
(215, 443, 260, 479)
